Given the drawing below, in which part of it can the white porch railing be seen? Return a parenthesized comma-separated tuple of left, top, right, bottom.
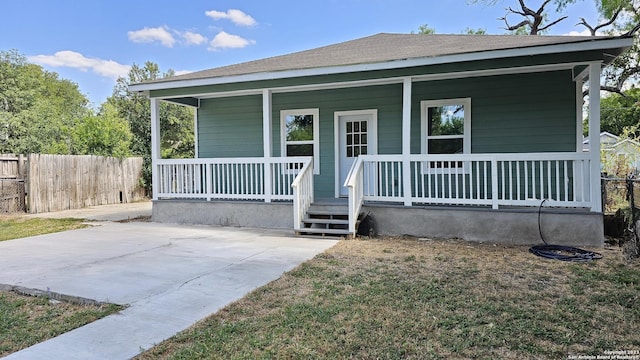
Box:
(346, 152, 593, 213)
(291, 159, 314, 232)
(156, 157, 312, 202)
(344, 157, 365, 235)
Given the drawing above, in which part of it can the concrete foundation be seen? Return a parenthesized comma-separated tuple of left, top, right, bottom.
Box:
(153, 200, 293, 229)
(153, 200, 604, 247)
(363, 204, 604, 247)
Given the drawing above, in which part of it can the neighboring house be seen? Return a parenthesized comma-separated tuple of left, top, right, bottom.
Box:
(583, 131, 640, 174)
(130, 33, 633, 246)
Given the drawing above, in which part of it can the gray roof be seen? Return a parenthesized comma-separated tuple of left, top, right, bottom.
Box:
(139, 33, 623, 86)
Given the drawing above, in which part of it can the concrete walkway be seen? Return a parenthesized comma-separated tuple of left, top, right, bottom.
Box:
(0, 221, 338, 359)
(25, 201, 153, 222)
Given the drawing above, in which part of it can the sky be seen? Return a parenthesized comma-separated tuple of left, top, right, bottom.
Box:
(0, 0, 600, 108)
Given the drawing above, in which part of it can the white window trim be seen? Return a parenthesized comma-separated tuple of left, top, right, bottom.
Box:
(420, 98, 472, 174)
(280, 108, 320, 175)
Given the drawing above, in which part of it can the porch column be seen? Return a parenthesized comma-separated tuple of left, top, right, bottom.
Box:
(150, 98, 161, 201)
(576, 79, 584, 153)
(588, 63, 602, 213)
(402, 77, 412, 206)
(263, 89, 273, 203)
(194, 106, 199, 158)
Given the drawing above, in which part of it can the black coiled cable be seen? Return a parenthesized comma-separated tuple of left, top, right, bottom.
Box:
(529, 199, 603, 262)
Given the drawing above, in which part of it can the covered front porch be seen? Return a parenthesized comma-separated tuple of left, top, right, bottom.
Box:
(147, 61, 604, 242)
(152, 150, 598, 238)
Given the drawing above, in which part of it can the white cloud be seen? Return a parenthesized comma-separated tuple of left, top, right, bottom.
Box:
(205, 9, 257, 27)
(208, 31, 255, 50)
(128, 26, 176, 47)
(29, 51, 130, 79)
(182, 31, 207, 46)
(174, 70, 193, 76)
(566, 29, 595, 36)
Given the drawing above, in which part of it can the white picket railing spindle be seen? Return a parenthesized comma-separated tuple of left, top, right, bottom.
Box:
(156, 157, 312, 202)
(345, 152, 593, 209)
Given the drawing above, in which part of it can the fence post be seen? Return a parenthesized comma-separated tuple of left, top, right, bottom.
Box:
(602, 177, 607, 214)
(628, 179, 640, 255)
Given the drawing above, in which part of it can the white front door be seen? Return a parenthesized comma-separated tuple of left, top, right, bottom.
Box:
(336, 110, 377, 197)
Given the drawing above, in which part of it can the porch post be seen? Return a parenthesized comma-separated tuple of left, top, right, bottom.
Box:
(150, 98, 161, 201)
(193, 106, 199, 158)
(588, 63, 602, 212)
(263, 89, 273, 203)
(402, 77, 412, 206)
(576, 79, 584, 153)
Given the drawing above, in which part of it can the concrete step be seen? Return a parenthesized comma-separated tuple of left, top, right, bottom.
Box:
(307, 204, 349, 214)
(297, 227, 351, 236)
(306, 209, 348, 218)
(299, 200, 353, 237)
(303, 218, 349, 225)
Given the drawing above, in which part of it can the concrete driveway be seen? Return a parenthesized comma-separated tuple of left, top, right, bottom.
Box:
(25, 201, 153, 222)
(0, 221, 338, 359)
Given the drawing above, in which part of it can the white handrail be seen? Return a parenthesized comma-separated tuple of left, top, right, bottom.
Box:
(344, 157, 365, 236)
(291, 158, 314, 232)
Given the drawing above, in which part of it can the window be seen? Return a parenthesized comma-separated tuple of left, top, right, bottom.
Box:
(281, 108, 320, 174)
(421, 98, 471, 170)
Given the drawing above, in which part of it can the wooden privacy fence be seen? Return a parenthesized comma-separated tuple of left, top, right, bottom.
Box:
(27, 154, 145, 213)
(0, 154, 26, 213)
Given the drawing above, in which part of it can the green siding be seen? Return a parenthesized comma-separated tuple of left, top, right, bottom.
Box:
(411, 70, 576, 153)
(272, 84, 403, 198)
(198, 95, 263, 157)
(195, 70, 577, 199)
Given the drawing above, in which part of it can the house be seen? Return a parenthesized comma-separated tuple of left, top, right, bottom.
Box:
(583, 131, 640, 174)
(582, 131, 621, 152)
(129, 33, 633, 246)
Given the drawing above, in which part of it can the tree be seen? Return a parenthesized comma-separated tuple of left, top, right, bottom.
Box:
(0, 50, 91, 154)
(470, 0, 640, 96)
(596, 87, 640, 137)
(72, 102, 132, 158)
(108, 61, 195, 192)
(412, 24, 437, 34)
(501, 0, 568, 34)
(464, 27, 488, 34)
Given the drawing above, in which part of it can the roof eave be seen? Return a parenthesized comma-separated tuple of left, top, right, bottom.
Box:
(129, 37, 633, 93)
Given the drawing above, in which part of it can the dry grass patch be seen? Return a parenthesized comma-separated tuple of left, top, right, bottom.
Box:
(138, 238, 640, 359)
(0, 291, 123, 356)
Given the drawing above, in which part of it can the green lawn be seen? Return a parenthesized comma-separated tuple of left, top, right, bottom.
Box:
(0, 216, 87, 241)
(0, 291, 123, 357)
(138, 238, 640, 360)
